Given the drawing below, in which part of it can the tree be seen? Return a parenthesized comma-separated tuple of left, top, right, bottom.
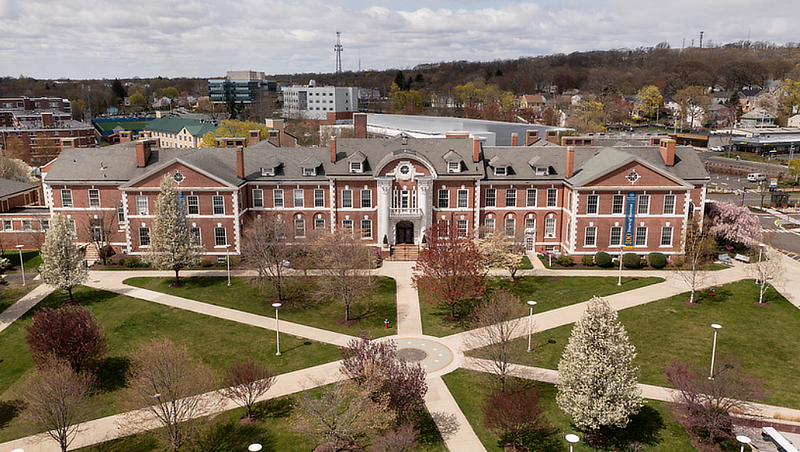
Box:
(26, 305, 107, 372)
(673, 85, 711, 129)
(634, 85, 662, 120)
(477, 235, 523, 280)
(665, 354, 768, 443)
(39, 213, 88, 302)
(466, 290, 526, 391)
(125, 338, 219, 452)
(780, 78, 800, 116)
(413, 221, 486, 319)
(566, 95, 606, 133)
(129, 92, 147, 110)
(557, 296, 642, 433)
(482, 382, 553, 451)
(1, 157, 35, 183)
(111, 79, 127, 103)
(706, 201, 762, 245)
(675, 218, 716, 304)
(241, 213, 295, 302)
(369, 424, 419, 452)
(200, 119, 270, 147)
(313, 230, 374, 322)
(220, 358, 276, 420)
(340, 334, 427, 422)
(789, 157, 800, 182)
(748, 246, 785, 304)
(146, 175, 201, 284)
(24, 357, 94, 452)
(83, 208, 119, 265)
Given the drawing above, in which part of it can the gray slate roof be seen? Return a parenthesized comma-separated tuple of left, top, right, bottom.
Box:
(0, 178, 37, 198)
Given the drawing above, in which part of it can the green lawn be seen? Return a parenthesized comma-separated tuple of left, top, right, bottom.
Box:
(476, 280, 800, 409)
(124, 276, 398, 339)
(0, 286, 341, 443)
(2, 249, 43, 272)
(420, 275, 664, 337)
(442, 369, 695, 452)
(0, 283, 38, 314)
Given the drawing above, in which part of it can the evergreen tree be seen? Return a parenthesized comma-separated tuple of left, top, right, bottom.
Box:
(39, 213, 88, 302)
(556, 296, 642, 432)
(145, 175, 201, 284)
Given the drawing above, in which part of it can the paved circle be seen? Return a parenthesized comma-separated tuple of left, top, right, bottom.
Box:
(392, 338, 454, 373)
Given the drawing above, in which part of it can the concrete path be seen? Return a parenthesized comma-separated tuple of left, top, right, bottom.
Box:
(424, 376, 488, 452)
(379, 261, 422, 335)
(0, 283, 55, 334)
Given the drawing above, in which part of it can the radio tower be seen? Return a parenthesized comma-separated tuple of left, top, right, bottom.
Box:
(334, 32, 343, 75)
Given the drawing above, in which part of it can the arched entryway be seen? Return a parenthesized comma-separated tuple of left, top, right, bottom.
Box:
(396, 221, 414, 244)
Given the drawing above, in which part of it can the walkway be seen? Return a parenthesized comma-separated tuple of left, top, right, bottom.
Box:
(0, 282, 54, 334)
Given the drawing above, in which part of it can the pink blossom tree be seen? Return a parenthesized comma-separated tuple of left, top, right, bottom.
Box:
(706, 201, 762, 245)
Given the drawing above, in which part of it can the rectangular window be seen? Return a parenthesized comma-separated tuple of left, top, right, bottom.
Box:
(661, 226, 673, 246)
(610, 226, 622, 246)
(525, 218, 535, 230)
(273, 189, 284, 207)
(544, 218, 556, 238)
(68, 219, 77, 237)
(612, 194, 624, 214)
(485, 189, 496, 207)
(586, 195, 599, 214)
(484, 217, 495, 235)
(213, 195, 225, 214)
(438, 189, 449, 208)
(457, 219, 468, 237)
(252, 190, 263, 208)
(506, 189, 517, 207)
(547, 188, 557, 207)
(342, 189, 353, 208)
(214, 227, 227, 246)
(635, 226, 647, 246)
(139, 227, 150, 247)
(186, 195, 199, 214)
(61, 189, 73, 208)
(294, 219, 305, 237)
(361, 219, 372, 238)
(342, 219, 354, 234)
(22, 220, 32, 230)
(585, 226, 597, 246)
(663, 195, 676, 215)
(40, 219, 49, 231)
(505, 217, 515, 237)
(457, 189, 468, 208)
(314, 189, 325, 207)
(447, 161, 460, 173)
(188, 227, 201, 246)
(349, 161, 362, 173)
(361, 189, 372, 208)
(136, 195, 148, 215)
(293, 189, 304, 208)
(637, 195, 650, 215)
(2, 220, 11, 231)
(314, 218, 325, 230)
(526, 189, 537, 207)
(88, 189, 100, 207)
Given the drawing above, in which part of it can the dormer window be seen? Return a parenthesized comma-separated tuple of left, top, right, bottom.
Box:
(350, 161, 363, 173)
(261, 167, 275, 177)
(447, 161, 460, 173)
(535, 167, 549, 176)
(303, 167, 317, 176)
(494, 166, 507, 176)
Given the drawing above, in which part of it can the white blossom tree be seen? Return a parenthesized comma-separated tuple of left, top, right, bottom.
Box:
(39, 213, 88, 302)
(146, 175, 201, 284)
(556, 296, 642, 433)
(477, 235, 524, 280)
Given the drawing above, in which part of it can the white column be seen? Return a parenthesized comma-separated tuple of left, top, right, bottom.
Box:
(418, 178, 433, 237)
(377, 178, 392, 246)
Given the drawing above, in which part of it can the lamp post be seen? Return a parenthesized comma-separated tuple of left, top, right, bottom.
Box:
(225, 244, 232, 286)
(618, 251, 624, 286)
(736, 435, 751, 452)
(15, 244, 25, 286)
(526, 300, 537, 352)
(248, 444, 263, 452)
(272, 302, 282, 356)
(709, 323, 722, 379)
(565, 434, 580, 452)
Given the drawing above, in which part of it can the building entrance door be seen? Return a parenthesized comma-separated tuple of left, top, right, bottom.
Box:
(396, 221, 414, 244)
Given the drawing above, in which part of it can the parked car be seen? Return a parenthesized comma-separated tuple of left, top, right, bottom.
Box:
(747, 173, 767, 182)
(710, 146, 724, 152)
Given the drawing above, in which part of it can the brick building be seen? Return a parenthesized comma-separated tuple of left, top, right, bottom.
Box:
(0, 178, 48, 250)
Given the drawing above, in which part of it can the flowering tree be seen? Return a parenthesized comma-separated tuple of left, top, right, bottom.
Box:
(26, 305, 107, 372)
(477, 235, 524, 280)
(39, 213, 88, 302)
(413, 221, 486, 319)
(483, 382, 553, 451)
(557, 296, 642, 434)
(706, 201, 762, 245)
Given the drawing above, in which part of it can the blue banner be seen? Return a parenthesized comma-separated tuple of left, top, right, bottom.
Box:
(623, 191, 637, 247)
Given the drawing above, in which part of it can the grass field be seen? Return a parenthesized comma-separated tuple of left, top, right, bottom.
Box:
(124, 276, 398, 339)
(2, 249, 43, 272)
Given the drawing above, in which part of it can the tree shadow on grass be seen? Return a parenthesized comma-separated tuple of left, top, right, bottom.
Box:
(0, 399, 25, 429)
(695, 286, 734, 305)
(189, 418, 275, 452)
(79, 434, 160, 452)
(516, 430, 563, 452)
(255, 397, 294, 419)
(596, 405, 666, 450)
(94, 356, 131, 393)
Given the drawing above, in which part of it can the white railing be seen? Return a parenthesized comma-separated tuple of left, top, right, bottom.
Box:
(390, 208, 422, 219)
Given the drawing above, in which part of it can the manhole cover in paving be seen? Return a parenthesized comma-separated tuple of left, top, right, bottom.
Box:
(397, 348, 428, 362)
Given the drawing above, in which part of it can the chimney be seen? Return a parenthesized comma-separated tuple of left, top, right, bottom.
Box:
(445, 131, 470, 139)
(354, 113, 367, 139)
(649, 137, 661, 146)
(472, 136, 481, 163)
(135, 139, 153, 168)
(119, 131, 132, 143)
(41, 112, 54, 127)
(659, 138, 676, 166)
(330, 136, 337, 163)
(267, 130, 280, 147)
(236, 146, 245, 178)
(566, 146, 575, 178)
(511, 132, 518, 146)
(546, 130, 558, 144)
(248, 130, 261, 147)
(526, 129, 538, 146)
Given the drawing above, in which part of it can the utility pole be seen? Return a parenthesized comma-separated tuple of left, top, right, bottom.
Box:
(334, 31, 343, 85)
(699, 31, 704, 49)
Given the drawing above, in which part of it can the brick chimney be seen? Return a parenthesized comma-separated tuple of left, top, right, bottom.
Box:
(119, 131, 132, 143)
(546, 130, 558, 144)
(526, 130, 538, 146)
(354, 113, 367, 139)
(267, 130, 280, 147)
(135, 139, 154, 168)
(566, 146, 575, 178)
(236, 146, 245, 178)
(472, 137, 481, 163)
(330, 136, 338, 163)
(511, 132, 519, 146)
(41, 112, 54, 127)
(649, 137, 662, 146)
(659, 138, 676, 166)
(248, 130, 261, 147)
(445, 131, 470, 139)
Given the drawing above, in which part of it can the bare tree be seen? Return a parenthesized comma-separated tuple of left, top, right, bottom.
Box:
(748, 245, 785, 304)
(466, 290, 526, 391)
(482, 382, 553, 451)
(220, 358, 276, 420)
(368, 424, 419, 452)
(313, 230, 374, 322)
(241, 213, 295, 302)
(82, 207, 119, 265)
(125, 338, 219, 452)
(675, 218, 716, 304)
(24, 357, 94, 452)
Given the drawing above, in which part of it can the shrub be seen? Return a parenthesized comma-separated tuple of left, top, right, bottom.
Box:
(123, 257, 141, 268)
(556, 255, 574, 267)
(648, 252, 667, 269)
(200, 258, 214, 268)
(622, 253, 641, 269)
(0, 257, 11, 270)
(581, 254, 595, 266)
(98, 245, 115, 261)
(595, 251, 613, 268)
(25, 305, 107, 372)
(672, 255, 686, 267)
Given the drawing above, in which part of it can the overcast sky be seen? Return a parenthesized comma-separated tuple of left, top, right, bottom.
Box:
(2, 0, 800, 80)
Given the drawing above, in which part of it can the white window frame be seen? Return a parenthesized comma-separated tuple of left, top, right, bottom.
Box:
(342, 219, 354, 234)
(637, 195, 650, 215)
(457, 219, 468, 237)
(349, 161, 362, 173)
(504, 217, 515, 237)
(584, 226, 597, 246)
(447, 161, 460, 173)
(361, 219, 372, 238)
(293, 189, 304, 208)
(273, 189, 284, 207)
(361, 189, 372, 208)
(314, 218, 325, 230)
(494, 166, 507, 176)
(342, 189, 353, 208)
(294, 218, 306, 237)
(214, 227, 227, 246)
(660, 226, 673, 246)
(136, 195, 148, 215)
(635, 226, 648, 246)
(2, 220, 12, 231)
(485, 188, 496, 207)
(663, 195, 676, 215)
(88, 189, 100, 208)
(546, 188, 557, 207)
(189, 227, 201, 246)
(610, 226, 622, 246)
(314, 189, 325, 207)
(544, 217, 556, 238)
(526, 188, 537, 207)
(586, 194, 599, 215)
(252, 190, 263, 208)
(506, 189, 516, 208)
(213, 195, 225, 215)
(61, 189, 73, 208)
(138, 227, 150, 247)
(438, 189, 449, 208)
(612, 194, 624, 214)
(457, 189, 468, 208)
(484, 217, 495, 235)
(524, 218, 535, 231)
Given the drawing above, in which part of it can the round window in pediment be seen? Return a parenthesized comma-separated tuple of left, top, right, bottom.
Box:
(173, 171, 185, 183)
